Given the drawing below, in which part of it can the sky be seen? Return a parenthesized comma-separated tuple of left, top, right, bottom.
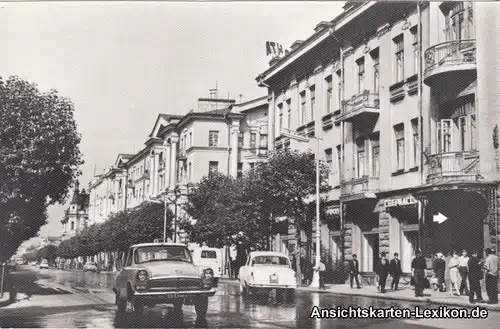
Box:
(0, 1, 345, 242)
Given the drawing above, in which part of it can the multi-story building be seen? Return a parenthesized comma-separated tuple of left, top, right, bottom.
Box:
(61, 181, 90, 239)
(257, 1, 500, 279)
(85, 96, 269, 243)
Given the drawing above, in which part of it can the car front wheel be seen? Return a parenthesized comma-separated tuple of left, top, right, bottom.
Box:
(194, 296, 208, 319)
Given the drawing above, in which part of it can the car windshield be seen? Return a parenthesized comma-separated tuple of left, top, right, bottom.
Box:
(252, 256, 290, 266)
(41, 260, 48, 264)
(134, 246, 192, 264)
(201, 250, 217, 259)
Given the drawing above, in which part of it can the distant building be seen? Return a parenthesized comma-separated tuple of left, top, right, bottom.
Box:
(61, 181, 90, 239)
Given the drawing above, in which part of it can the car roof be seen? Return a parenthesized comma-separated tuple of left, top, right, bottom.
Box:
(249, 251, 290, 258)
(131, 242, 187, 248)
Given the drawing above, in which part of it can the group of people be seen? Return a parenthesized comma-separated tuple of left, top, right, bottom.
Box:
(431, 248, 499, 304)
(347, 252, 404, 292)
(346, 248, 499, 304)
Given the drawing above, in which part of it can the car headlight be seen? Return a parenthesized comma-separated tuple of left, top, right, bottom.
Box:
(136, 270, 149, 282)
(203, 268, 214, 279)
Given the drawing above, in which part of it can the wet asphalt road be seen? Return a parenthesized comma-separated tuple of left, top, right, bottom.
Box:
(1, 266, 500, 328)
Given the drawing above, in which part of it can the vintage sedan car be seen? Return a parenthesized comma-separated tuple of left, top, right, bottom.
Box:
(113, 242, 216, 319)
(39, 259, 49, 269)
(83, 262, 98, 272)
(239, 251, 297, 300)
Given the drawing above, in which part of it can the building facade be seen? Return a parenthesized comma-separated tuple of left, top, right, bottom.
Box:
(61, 181, 90, 240)
(257, 1, 500, 278)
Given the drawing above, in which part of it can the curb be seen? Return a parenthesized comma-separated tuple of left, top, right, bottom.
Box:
(218, 280, 500, 312)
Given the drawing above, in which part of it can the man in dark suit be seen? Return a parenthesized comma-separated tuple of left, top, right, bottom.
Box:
(349, 254, 361, 289)
(376, 252, 390, 293)
(390, 252, 403, 291)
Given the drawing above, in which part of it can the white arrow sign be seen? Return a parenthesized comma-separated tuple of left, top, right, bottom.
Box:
(433, 212, 448, 224)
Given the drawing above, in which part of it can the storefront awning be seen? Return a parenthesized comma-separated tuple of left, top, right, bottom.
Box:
(340, 192, 376, 203)
(413, 181, 497, 196)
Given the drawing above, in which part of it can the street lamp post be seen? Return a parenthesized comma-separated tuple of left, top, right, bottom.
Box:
(281, 128, 322, 289)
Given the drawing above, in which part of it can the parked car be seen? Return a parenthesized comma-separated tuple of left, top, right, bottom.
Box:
(30, 261, 37, 266)
(83, 262, 98, 272)
(39, 259, 49, 269)
(238, 251, 296, 300)
(113, 242, 217, 319)
(190, 247, 223, 283)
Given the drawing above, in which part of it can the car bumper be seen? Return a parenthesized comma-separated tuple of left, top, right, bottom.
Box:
(247, 284, 296, 289)
(133, 288, 217, 298)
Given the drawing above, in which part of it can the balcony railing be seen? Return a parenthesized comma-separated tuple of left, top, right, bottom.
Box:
(424, 39, 476, 84)
(426, 150, 480, 183)
(337, 90, 379, 122)
(340, 176, 380, 196)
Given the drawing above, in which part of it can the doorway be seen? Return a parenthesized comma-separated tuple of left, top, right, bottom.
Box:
(361, 233, 379, 272)
(401, 230, 418, 273)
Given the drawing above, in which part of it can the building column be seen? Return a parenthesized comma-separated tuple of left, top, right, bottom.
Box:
(268, 92, 275, 151)
(153, 151, 160, 196)
(149, 152, 155, 197)
(230, 122, 240, 178)
(122, 169, 127, 210)
(169, 133, 179, 190)
(163, 140, 170, 194)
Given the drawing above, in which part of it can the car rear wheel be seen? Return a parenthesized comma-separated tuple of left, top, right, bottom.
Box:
(194, 296, 208, 319)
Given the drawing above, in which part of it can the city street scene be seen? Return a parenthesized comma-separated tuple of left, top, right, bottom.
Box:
(1, 1, 500, 328)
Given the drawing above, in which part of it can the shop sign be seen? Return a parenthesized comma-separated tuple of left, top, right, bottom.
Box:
(326, 206, 340, 216)
(383, 195, 418, 208)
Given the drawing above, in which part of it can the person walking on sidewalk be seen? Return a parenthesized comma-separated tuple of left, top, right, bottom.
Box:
(484, 248, 499, 304)
(433, 253, 446, 292)
(349, 254, 361, 289)
(376, 252, 390, 293)
(448, 251, 461, 296)
(467, 251, 484, 304)
(458, 249, 470, 295)
(411, 249, 427, 297)
(390, 253, 402, 291)
(314, 259, 326, 289)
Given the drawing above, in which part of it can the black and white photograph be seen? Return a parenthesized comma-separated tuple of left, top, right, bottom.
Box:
(0, 1, 500, 328)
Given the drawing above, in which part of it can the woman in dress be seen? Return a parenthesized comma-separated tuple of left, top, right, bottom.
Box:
(448, 251, 460, 296)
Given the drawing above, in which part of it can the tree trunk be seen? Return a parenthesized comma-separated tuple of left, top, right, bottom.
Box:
(295, 223, 302, 286)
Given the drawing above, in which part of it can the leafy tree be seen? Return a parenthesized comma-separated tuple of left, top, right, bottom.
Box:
(181, 172, 241, 248)
(0, 76, 83, 262)
(250, 149, 330, 284)
(40, 244, 58, 263)
(128, 203, 173, 245)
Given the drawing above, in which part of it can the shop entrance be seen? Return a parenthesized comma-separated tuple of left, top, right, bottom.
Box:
(422, 190, 487, 256)
(401, 230, 418, 273)
(361, 233, 379, 272)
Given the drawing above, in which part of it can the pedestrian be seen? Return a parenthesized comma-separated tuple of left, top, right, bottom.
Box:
(389, 252, 402, 291)
(375, 252, 390, 293)
(467, 251, 484, 304)
(348, 254, 361, 289)
(458, 249, 470, 295)
(448, 251, 460, 296)
(301, 257, 313, 285)
(411, 249, 427, 297)
(433, 253, 446, 292)
(484, 248, 499, 304)
(315, 259, 326, 289)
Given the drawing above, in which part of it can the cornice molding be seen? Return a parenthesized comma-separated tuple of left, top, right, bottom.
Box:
(377, 23, 392, 39)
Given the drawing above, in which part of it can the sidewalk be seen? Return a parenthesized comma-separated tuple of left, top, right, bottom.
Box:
(219, 279, 500, 311)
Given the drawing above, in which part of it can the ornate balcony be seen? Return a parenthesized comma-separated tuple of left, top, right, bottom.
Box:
(426, 150, 480, 184)
(423, 39, 476, 86)
(340, 176, 380, 196)
(336, 90, 379, 123)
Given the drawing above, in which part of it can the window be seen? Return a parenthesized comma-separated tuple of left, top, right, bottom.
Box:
(450, 3, 466, 41)
(437, 119, 452, 153)
(71, 221, 75, 231)
(371, 49, 380, 93)
(336, 145, 342, 182)
(356, 138, 365, 178)
(209, 161, 218, 174)
(260, 134, 268, 149)
(237, 163, 243, 178)
(336, 70, 342, 110)
(394, 35, 404, 82)
(326, 76, 333, 113)
(411, 26, 419, 75)
(159, 175, 163, 191)
(189, 132, 193, 147)
(208, 131, 219, 147)
(278, 103, 283, 133)
(371, 136, 380, 177)
(238, 132, 244, 148)
(357, 57, 365, 93)
(325, 148, 333, 173)
(286, 99, 292, 129)
(310, 85, 316, 121)
(250, 132, 257, 149)
(394, 124, 405, 171)
(300, 91, 306, 126)
(411, 119, 419, 167)
(201, 250, 217, 259)
(188, 163, 192, 180)
(471, 114, 477, 150)
(459, 116, 467, 151)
